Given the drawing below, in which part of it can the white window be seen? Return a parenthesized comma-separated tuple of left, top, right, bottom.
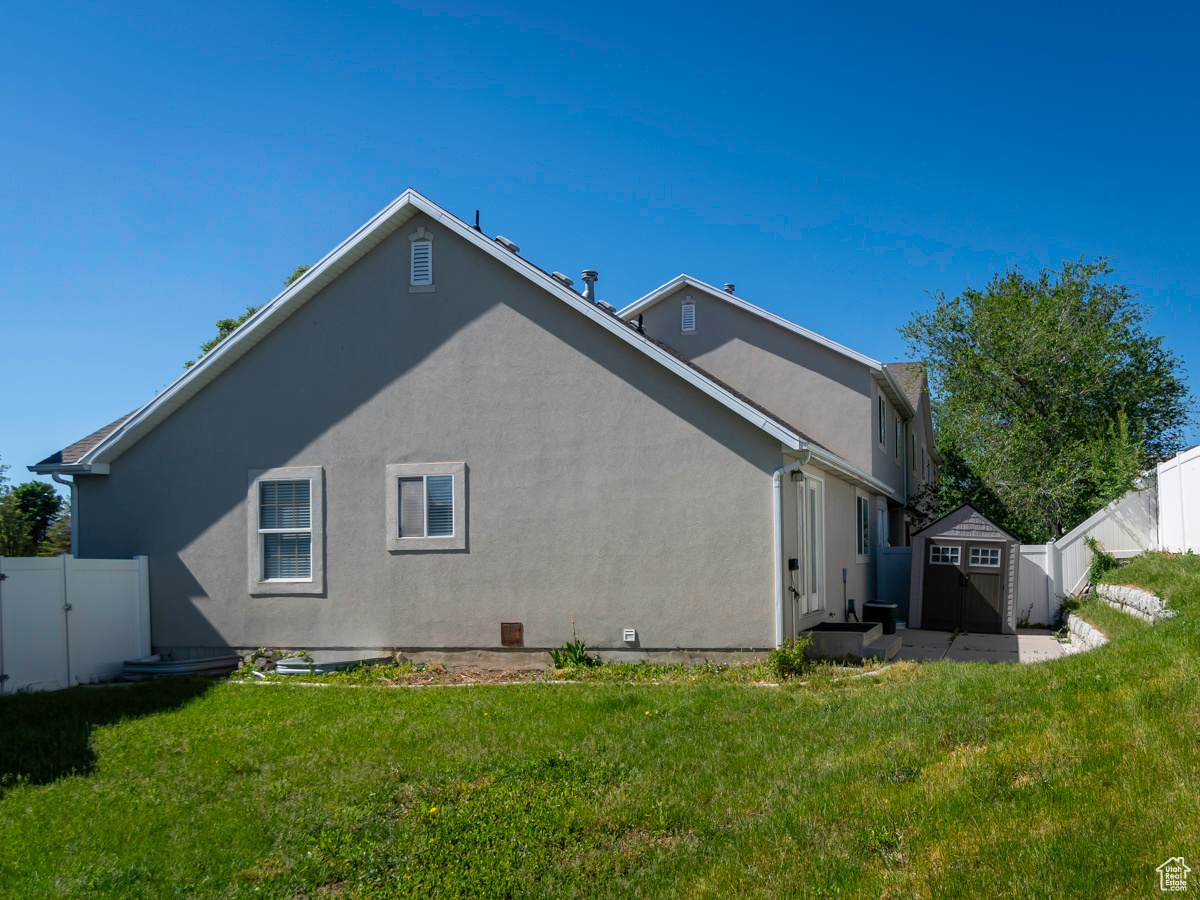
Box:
(878, 396, 887, 448)
(408, 227, 435, 293)
(386, 462, 467, 551)
(260, 480, 311, 578)
(681, 301, 696, 333)
(930, 544, 960, 565)
(247, 465, 325, 595)
(855, 491, 871, 562)
(970, 546, 1000, 567)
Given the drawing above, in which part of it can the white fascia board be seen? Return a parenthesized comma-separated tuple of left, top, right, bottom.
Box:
(805, 446, 897, 498)
(876, 368, 917, 420)
(80, 192, 802, 466)
(27, 463, 110, 476)
(619, 275, 886, 371)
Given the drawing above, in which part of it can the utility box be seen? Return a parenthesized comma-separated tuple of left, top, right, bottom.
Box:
(908, 504, 1020, 635)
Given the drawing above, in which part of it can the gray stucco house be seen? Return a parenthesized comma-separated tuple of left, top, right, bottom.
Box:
(31, 190, 940, 663)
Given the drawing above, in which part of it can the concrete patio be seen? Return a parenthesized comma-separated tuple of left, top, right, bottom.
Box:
(895, 627, 1065, 663)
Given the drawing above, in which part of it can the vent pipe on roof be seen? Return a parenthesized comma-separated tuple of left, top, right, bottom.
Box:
(581, 270, 598, 303)
(551, 272, 574, 288)
(723, 283, 735, 293)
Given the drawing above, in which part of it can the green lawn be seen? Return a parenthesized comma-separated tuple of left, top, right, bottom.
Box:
(2, 555, 1198, 899)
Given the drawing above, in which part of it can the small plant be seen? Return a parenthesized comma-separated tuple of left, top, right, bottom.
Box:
(767, 634, 811, 680)
(1084, 536, 1120, 585)
(547, 621, 599, 669)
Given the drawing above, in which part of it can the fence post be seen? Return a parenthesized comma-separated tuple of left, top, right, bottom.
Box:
(1050, 541, 1063, 602)
(62, 555, 73, 686)
(0, 556, 5, 696)
(134, 555, 151, 658)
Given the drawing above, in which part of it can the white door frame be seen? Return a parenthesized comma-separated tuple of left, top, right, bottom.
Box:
(796, 472, 826, 623)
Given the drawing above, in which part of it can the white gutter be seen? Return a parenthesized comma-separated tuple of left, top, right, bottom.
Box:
(50, 474, 77, 557)
(773, 449, 812, 648)
(807, 445, 896, 498)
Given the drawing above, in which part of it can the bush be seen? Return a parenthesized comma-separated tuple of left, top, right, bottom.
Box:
(767, 635, 812, 680)
(1084, 536, 1120, 585)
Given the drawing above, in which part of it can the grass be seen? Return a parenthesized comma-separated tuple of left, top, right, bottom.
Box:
(2, 554, 1199, 899)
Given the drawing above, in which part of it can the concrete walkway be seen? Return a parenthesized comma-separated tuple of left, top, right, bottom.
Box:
(896, 627, 1064, 663)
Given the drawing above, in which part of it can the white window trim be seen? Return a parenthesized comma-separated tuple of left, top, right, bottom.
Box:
(386, 462, 467, 551)
(970, 546, 1002, 567)
(681, 295, 696, 334)
(408, 226, 435, 293)
(930, 544, 961, 565)
(877, 394, 887, 451)
(855, 489, 871, 564)
(895, 418, 902, 464)
(247, 465, 325, 595)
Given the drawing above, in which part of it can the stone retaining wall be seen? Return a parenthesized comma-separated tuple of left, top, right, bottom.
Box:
(1096, 582, 1175, 622)
(1063, 613, 1108, 654)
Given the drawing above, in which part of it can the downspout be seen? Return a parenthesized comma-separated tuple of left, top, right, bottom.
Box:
(51, 474, 77, 557)
(773, 449, 812, 648)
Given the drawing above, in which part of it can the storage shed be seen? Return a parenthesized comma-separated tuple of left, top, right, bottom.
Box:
(908, 504, 1020, 635)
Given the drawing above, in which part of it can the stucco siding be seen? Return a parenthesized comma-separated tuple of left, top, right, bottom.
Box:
(77, 212, 783, 653)
(637, 287, 876, 471)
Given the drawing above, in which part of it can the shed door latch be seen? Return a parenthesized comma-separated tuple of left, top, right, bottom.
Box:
(0, 572, 7, 580)
(0, 674, 9, 682)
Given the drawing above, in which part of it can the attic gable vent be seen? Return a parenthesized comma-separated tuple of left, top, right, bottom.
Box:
(681, 299, 696, 333)
(408, 227, 435, 293)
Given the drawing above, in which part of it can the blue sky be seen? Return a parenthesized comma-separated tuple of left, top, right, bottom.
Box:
(3, 1, 1197, 493)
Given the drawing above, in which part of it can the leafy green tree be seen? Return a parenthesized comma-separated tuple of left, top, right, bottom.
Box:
(903, 257, 1192, 542)
(184, 264, 311, 368)
(0, 493, 34, 557)
(9, 482, 62, 546)
(38, 502, 71, 557)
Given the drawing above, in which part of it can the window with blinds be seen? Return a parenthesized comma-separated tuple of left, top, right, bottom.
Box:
(411, 239, 433, 286)
(398, 475, 454, 538)
(259, 479, 312, 579)
(681, 302, 696, 333)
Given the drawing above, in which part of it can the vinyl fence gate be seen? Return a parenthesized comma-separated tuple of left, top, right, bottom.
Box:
(0, 555, 150, 693)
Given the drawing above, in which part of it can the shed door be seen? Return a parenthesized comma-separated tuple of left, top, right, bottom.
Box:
(922, 542, 963, 631)
(962, 543, 1004, 633)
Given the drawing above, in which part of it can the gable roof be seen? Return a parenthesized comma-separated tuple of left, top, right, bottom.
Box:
(910, 502, 1020, 542)
(32, 190, 894, 494)
(618, 275, 916, 419)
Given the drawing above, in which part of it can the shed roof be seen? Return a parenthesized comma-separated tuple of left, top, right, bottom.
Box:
(910, 503, 1021, 542)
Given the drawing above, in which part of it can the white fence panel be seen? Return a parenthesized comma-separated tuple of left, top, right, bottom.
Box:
(65, 557, 150, 684)
(1158, 446, 1200, 553)
(1054, 486, 1157, 596)
(0, 558, 70, 692)
(1017, 545, 1056, 626)
(0, 556, 149, 694)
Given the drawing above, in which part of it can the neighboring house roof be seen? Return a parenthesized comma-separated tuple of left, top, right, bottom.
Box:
(31, 190, 894, 496)
(618, 275, 917, 419)
(883, 360, 925, 410)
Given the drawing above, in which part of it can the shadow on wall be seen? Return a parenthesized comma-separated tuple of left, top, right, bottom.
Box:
(0, 678, 212, 797)
(83, 211, 784, 644)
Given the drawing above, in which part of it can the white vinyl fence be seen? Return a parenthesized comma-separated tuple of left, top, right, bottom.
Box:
(0, 555, 149, 693)
(1158, 445, 1200, 553)
(1017, 482, 1161, 624)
